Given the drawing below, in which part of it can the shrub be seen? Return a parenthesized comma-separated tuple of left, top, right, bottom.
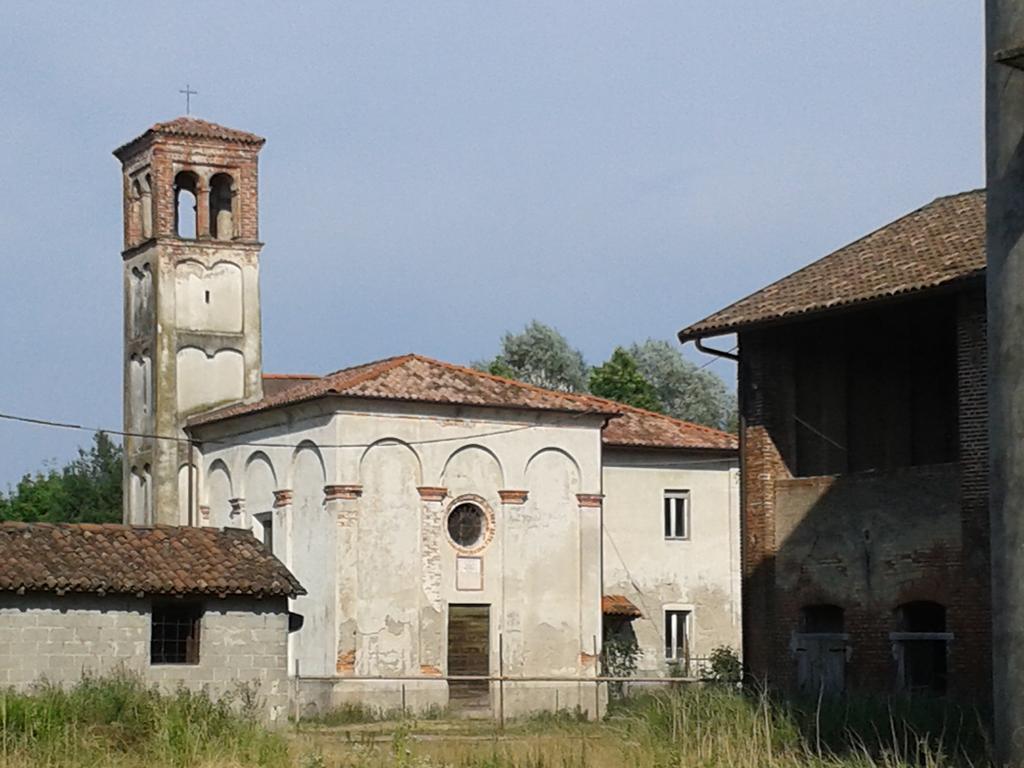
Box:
(708, 645, 742, 683)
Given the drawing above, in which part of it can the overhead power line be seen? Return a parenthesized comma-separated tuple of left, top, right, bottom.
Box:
(0, 409, 739, 466)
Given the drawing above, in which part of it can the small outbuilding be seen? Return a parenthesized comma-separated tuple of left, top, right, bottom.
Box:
(0, 522, 304, 723)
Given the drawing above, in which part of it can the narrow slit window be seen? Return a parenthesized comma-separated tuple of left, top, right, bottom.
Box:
(664, 609, 691, 661)
(664, 490, 690, 539)
(255, 512, 274, 555)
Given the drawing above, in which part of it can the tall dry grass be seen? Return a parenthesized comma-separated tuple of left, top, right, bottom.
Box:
(0, 674, 993, 767)
(0, 671, 288, 767)
(295, 685, 992, 767)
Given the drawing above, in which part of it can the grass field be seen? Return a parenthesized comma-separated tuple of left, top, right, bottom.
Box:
(0, 675, 993, 767)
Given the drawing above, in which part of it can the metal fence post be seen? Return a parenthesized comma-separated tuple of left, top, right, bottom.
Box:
(498, 633, 506, 731)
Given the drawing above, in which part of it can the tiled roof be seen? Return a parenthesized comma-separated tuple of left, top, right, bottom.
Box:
(262, 373, 318, 398)
(602, 594, 642, 618)
(0, 523, 304, 599)
(678, 190, 985, 341)
(114, 117, 265, 157)
(193, 354, 622, 425)
(600, 401, 737, 451)
(204, 358, 737, 452)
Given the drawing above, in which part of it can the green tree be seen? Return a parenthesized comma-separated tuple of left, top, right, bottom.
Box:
(0, 432, 122, 523)
(475, 320, 589, 392)
(589, 347, 663, 412)
(628, 339, 737, 431)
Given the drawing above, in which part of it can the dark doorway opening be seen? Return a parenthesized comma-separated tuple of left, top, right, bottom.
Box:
(447, 604, 490, 710)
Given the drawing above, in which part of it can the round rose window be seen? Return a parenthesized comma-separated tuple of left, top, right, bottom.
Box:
(447, 502, 486, 548)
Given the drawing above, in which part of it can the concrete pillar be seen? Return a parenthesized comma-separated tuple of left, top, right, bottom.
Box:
(417, 486, 447, 675)
(326, 484, 361, 675)
(987, 3, 1024, 763)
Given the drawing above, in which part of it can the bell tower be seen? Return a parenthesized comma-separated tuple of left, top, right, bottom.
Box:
(114, 117, 266, 526)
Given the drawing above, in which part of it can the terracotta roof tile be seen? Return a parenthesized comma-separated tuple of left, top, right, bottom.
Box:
(599, 401, 737, 451)
(114, 117, 265, 158)
(602, 594, 642, 618)
(262, 373, 319, 397)
(0, 523, 304, 598)
(233, 363, 735, 452)
(193, 354, 621, 425)
(678, 190, 985, 341)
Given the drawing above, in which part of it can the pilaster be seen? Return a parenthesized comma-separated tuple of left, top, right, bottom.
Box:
(577, 493, 603, 675)
(499, 489, 529, 674)
(418, 486, 447, 674)
(326, 484, 362, 675)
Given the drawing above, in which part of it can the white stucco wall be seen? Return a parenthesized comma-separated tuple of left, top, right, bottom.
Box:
(191, 398, 607, 715)
(601, 448, 741, 675)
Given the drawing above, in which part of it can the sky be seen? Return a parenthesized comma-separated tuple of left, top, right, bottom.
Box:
(0, 2, 983, 489)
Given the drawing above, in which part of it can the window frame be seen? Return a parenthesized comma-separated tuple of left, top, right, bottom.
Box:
(664, 608, 692, 662)
(663, 490, 691, 540)
(150, 602, 203, 666)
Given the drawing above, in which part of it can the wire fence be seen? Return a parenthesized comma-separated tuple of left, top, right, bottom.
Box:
(294, 656, 725, 727)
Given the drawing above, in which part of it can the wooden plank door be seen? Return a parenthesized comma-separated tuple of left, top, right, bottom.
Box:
(795, 634, 846, 696)
(447, 604, 490, 709)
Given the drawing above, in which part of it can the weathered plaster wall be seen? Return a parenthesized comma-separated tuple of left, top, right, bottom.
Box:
(0, 594, 290, 723)
(119, 132, 264, 528)
(602, 449, 741, 673)
(192, 399, 607, 716)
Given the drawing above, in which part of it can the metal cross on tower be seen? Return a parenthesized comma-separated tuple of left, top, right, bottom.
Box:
(179, 84, 198, 115)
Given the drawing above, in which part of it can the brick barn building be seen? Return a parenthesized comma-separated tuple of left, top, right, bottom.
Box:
(678, 190, 990, 704)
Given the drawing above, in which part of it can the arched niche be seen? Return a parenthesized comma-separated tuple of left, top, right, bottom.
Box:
(206, 460, 233, 527)
(174, 260, 243, 333)
(175, 347, 244, 413)
(245, 452, 277, 517)
(441, 444, 504, 498)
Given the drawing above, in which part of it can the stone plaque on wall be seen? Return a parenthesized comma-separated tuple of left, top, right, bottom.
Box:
(456, 556, 483, 591)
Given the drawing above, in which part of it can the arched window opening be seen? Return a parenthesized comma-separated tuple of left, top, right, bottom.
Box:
(174, 171, 199, 239)
(209, 173, 234, 240)
(892, 601, 949, 695)
(130, 179, 143, 243)
(800, 604, 845, 634)
(140, 173, 153, 239)
(794, 604, 847, 696)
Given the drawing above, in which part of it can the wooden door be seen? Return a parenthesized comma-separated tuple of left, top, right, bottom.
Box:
(447, 604, 490, 709)
(794, 634, 847, 696)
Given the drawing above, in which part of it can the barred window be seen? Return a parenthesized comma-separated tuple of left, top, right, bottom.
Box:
(151, 603, 202, 665)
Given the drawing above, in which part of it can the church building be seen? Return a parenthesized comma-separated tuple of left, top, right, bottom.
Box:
(114, 116, 739, 716)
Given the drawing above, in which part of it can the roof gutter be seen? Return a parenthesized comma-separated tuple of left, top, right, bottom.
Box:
(694, 338, 739, 362)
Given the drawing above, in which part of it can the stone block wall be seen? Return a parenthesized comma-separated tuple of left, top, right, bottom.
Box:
(0, 593, 290, 723)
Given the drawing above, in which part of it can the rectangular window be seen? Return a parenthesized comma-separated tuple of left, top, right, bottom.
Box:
(664, 609, 691, 661)
(255, 512, 274, 555)
(150, 603, 202, 665)
(663, 491, 690, 539)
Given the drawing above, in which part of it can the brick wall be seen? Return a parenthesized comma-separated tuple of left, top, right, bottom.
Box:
(0, 593, 290, 723)
(738, 288, 991, 706)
